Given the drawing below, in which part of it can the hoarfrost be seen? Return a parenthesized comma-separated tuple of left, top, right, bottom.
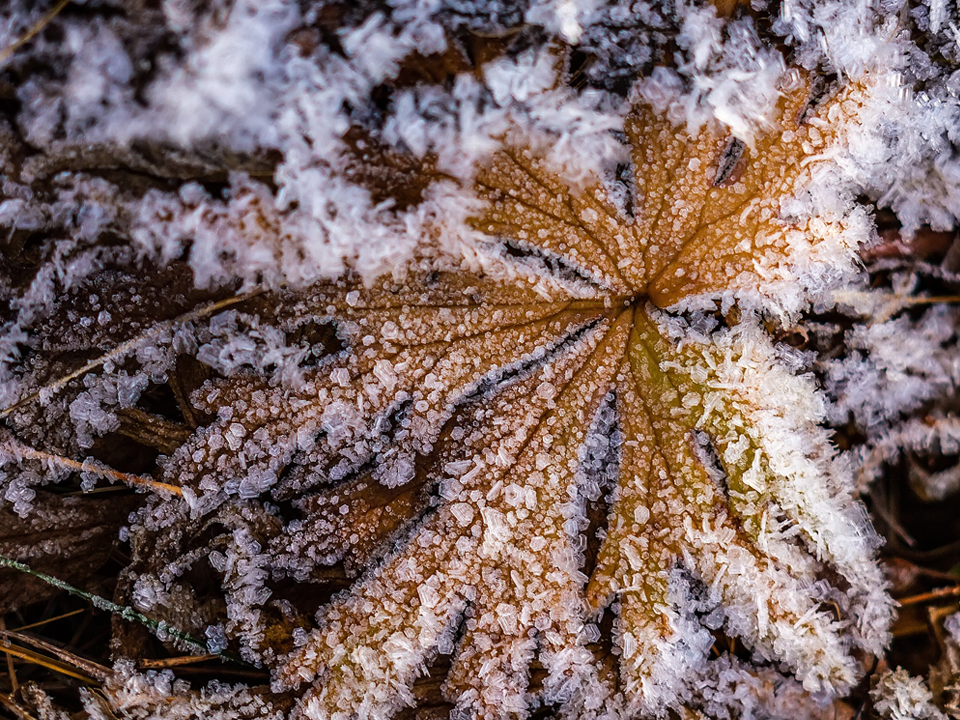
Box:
(3, 1, 960, 719)
(871, 668, 947, 720)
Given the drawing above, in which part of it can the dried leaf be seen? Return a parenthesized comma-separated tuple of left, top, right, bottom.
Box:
(122, 71, 893, 718)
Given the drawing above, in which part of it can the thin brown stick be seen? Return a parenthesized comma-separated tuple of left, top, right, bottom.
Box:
(12, 608, 85, 632)
(0, 0, 71, 64)
(0, 619, 16, 694)
(0, 629, 110, 682)
(892, 613, 931, 638)
(898, 585, 960, 607)
(138, 654, 217, 669)
(904, 295, 960, 305)
(0, 644, 99, 684)
(62, 485, 133, 496)
(0, 440, 182, 496)
(0, 692, 36, 720)
(870, 488, 916, 547)
(913, 565, 960, 582)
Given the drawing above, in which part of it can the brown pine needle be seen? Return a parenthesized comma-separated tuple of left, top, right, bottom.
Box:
(0, 644, 99, 685)
(0, 629, 110, 683)
(905, 295, 960, 306)
(892, 615, 931, 638)
(897, 585, 960, 607)
(0, 439, 182, 496)
(62, 485, 136, 496)
(139, 654, 218, 669)
(0, 619, 16, 693)
(12, 608, 85, 632)
(0, 0, 71, 64)
(0, 692, 36, 720)
(0, 293, 257, 421)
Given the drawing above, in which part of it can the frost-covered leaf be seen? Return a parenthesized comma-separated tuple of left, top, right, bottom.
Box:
(114, 70, 894, 719)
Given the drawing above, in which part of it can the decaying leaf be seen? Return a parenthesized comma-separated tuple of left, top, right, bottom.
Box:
(99, 70, 895, 719)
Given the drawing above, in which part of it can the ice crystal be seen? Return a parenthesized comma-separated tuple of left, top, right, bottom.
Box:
(81, 659, 289, 720)
(871, 668, 947, 720)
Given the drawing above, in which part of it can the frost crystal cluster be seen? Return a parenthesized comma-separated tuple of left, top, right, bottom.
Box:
(2, 1, 960, 719)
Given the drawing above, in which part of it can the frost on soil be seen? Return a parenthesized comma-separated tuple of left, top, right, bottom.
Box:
(1, 1, 959, 720)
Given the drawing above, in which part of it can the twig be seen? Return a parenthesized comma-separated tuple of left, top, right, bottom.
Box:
(0, 692, 36, 720)
(870, 484, 917, 547)
(0, 438, 182, 496)
(0, 0, 71, 64)
(0, 629, 110, 683)
(0, 619, 16, 694)
(138, 654, 218, 669)
(898, 585, 960, 607)
(12, 608, 85, 632)
(904, 295, 960, 305)
(0, 643, 99, 684)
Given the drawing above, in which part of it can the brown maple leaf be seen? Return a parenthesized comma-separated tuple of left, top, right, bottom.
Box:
(117, 71, 892, 719)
